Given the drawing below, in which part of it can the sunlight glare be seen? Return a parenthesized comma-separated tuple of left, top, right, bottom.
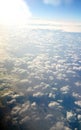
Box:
(0, 0, 32, 25)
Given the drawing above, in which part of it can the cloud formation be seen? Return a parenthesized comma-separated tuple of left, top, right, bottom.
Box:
(50, 122, 71, 130)
(0, 21, 81, 130)
(43, 0, 73, 6)
(44, 0, 61, 5)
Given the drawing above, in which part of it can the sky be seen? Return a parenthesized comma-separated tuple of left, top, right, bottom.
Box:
(0, 1, 81, 130)
(25, 0, 81, 22)
(0, 0, 81, 25)
(0, 0, 32, 25)
(0, 0, 81, 28)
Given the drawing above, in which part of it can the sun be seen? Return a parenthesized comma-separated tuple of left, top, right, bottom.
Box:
(0, 0, 32, 25)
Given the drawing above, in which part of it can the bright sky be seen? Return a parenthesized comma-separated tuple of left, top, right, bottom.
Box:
(26, 0, 81, 22)
(0, 0, 32, 25)
(0, 0, 81, 27)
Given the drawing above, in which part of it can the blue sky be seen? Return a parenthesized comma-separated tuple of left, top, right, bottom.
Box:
(25, 0, 81, 22)
(0, 0, 81, 26)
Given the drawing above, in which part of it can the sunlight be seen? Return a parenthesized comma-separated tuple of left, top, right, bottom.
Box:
(0, 0, 32, 25)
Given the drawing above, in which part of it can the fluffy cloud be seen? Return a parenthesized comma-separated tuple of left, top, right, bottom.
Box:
(60, 85, 69, 94)
(66, 111, 77, 123)
(75, 82, 81, 87)
(7, 99, 16, 105)
(33, 92, 44, 97)
(72, 92, 81, 98)
(78, 115, 81, 121)
(45, 114, 53, 120)
(19, 101, 30, 116)
(19, 116, 30, 124)
(48, 93, 55, 98)
(1, 19, 81, 130)
(48, 101, 60, 108)
(75, 101, 81, 107)
(50, 122, 71, 130)
(11, 106, 21, 117)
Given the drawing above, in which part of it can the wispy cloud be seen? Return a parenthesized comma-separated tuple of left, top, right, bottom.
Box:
(43, 0, 73, 6)
(26, 19, 81, 32)
(43, 0, 62, 6)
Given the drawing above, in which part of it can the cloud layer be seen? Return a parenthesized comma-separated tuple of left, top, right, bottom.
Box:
(0, 22, 81, 130)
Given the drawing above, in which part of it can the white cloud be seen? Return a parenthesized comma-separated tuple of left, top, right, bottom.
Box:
(43, 0, 73, 6)
(78, 115, 81, 121)
(75, 81, 81, 87)
(75, 101, 81, 107)
(48, 101, 60, 108)
(72, 92, 81, 98)
(11, 106, 21, 116)
(7, 99, 16, 105)
(50, 122, 71, 130)
(43, 0, 62, 6)
(66, 111, 77, 123)
(48, 93, 55, 98)
(60, 85, 69, 94)
(33, 92, 44, 97)
(1, 90, 13, 97)
(23, 18, 81, 32)
(45, 114, 53, 120)
(19, 116, 30, 124)
(31, 102, 37, 107)
(19, 101, 30, 116)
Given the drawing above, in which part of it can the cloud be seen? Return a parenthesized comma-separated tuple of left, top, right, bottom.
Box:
(75, 82, 81, 87)
(1, 18, 81, 130)
(75, 101, 81, 107)
(50, 122, 71, 130)
(43, 0, 73, 6)
(26, 19, 81, 32)
(78, 115, 81, 121)
(66, 111, 77, 123)
(11, 106, 21, 117)
(43, 0, 62, 6)
(60, 85, 69, 94)
(48, 93, 55, 98)
(7, 99, 16, 105)
(19, 101, 30, 116)
(45, 114, 53, 120)
(19, 116, 30, 124)
(33, 92, 44, 97)
(48, 101, 60, 108)
(72, 92, 81, 98)
(31, 102, 37, 108)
